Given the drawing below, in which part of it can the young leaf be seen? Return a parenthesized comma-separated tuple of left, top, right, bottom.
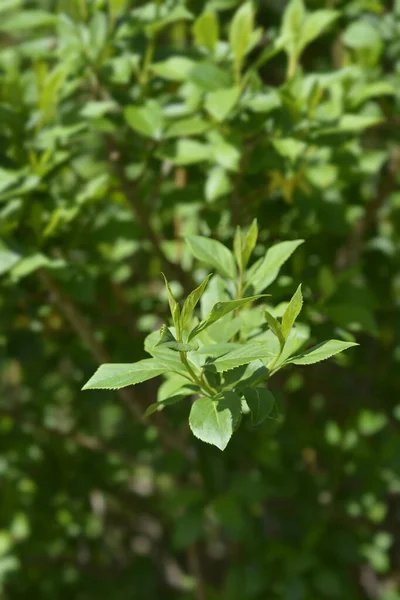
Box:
(242, 387, 275, 426)
(161, 274, 181, 333)
(245, 239, 304, 293)
(288, 340, 358, 365)
(242, 219, 258, 270)
(264, 311, 285, 349)
(82, 359, 168, 390)
(186, 235, 236, 279)
(273, 324, 310, 370)
(229, 2, 254, 76)
(188, 296, 267, 341)
(181, 274, 212, 329)
(280, 0, 305, 56)
(155, 325, 197, 352)
(281, 284, 303, 340)
(213, 341, 274, 373)
(235, 219, 258, 273)
(193, 11, 219, 51)
(189, 391, 241, 450)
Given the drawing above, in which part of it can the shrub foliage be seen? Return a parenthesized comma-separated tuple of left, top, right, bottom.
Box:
(0, 0, 399, 599)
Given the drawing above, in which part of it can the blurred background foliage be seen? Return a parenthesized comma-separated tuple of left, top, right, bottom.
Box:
(0, 0, 400, 598)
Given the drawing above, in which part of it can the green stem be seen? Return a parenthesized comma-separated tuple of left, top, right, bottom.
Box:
(141, 36, 156, 86)
(287, 53, 298, 80)
(250, 342, 285, 388)
(180, 352, 215, 397)
(140, 0, 161, 87)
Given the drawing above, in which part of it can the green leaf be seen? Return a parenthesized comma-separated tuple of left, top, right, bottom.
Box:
(205, 166, 232, 202)
(181, 274, 212, 329)
(229, 2, 254, 74)
(11, 254, 65, 281)
(280, 0, 305, 57)
(173, 140, 210, 165)
(82, 359, 168, 390)
(0, 247, 20, 276)
(165, 117, 210, 138)
(337, 114, 382, 132)
(299, 10, 338, 53)
(213, 341, 274, 373)
(162, 274, 181, 333)
(80, 101, 117, 119)
(242, 387, 275, 426)
(245, 90, 281, 113)
(264, 311, 285, 349)
(212, 136, 241, 172)
(243, 219, 258, 269)
(205, 87, 239, 122)
(146, 4, 194, 34)
(186, 235, 236, 279)
(0, 1, 22, 16)
(189, 392, 241, 450)
(273, 138, 307, 163)
(246, 239, 304, 293)
(281, 284, 303, 340)
(193, 11, 219, 51)
(315, 114, 383, 137)
(89, 11, 108, 57)
(151, 57, 195, 81)
(155, 325, 197, 352)
(151, 348, 190, 375)
(124, 101, 164, 140)
(234, 219, 258, 272)
(188, 296, 267, 341)
(197, 343, 242, 357)
(0, 9, 57, 31)
(350, 81, 396, 108)
(342, 20, 381, 50)
(274, 324, 310, 370)
(189, 62, 232, 91)
(288, 340, 358, 366)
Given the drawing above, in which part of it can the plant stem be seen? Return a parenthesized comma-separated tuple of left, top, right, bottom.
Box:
(38, 269, 192, 457)
(140, 0, 161, 88)
(287, 53, 298, 80)
(180, 352, 214, 397)
(106, 136, 194, 294)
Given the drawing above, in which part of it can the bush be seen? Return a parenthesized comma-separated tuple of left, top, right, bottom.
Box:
(0, 0, 399, 598)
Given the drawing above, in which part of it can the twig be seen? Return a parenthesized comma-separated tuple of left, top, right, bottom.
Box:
(37, 269, 109, 363)
(86, 64, 193, 293)
(106, 138, 194, 294)
(37, 269, 193, 457)
(38, 268, 142, 421)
